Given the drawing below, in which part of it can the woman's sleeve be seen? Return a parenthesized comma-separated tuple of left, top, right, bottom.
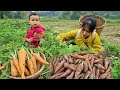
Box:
(56, 29, 78, 41)
(92, 33, 103, 54)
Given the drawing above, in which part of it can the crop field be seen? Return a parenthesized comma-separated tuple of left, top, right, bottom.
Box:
(0, 19, 120, 79)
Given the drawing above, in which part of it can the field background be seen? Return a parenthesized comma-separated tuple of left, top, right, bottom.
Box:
(0, 15, 120, 79)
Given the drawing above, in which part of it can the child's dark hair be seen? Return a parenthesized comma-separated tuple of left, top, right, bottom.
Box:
(29, 12, 40, 20)
(82, 17, 97, 32)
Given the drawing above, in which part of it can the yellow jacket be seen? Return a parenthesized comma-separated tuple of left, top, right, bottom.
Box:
(56, 29, 104, 54)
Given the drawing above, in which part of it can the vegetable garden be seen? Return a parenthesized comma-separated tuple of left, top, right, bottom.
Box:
(0, 18, 120, 79)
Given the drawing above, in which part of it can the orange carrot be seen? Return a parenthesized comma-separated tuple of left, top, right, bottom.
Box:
(12, 59, 21, 75)
(18, 49, 26, 79)
(24, 67, 30, 76)
(30, 56, 37, 73)
(27, 59, 35, 75)
(10, 60, 19, 77)
(36, 61, 41, 71)
(0, 65, 6, 70)
(89, 73, 94, 79)
(88, 54, 94, 61)
(32, 53, 49, 65)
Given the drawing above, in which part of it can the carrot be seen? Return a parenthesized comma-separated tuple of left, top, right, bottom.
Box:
(54, 60, 66, 73)
(95, 64, 105, 70)
(0, 65, 6, 70)
(75, 62, 84, 75)
(86, 59, 92, 72)
(74, 73, 84, 79)
(80, 74, 85, 79)
(92, 66, 96, 79)
(54, 60, 59, 69)
(100, 69, 105, 73)
(63, 55, 69, 61)
(72, 54, 85, 60)
(64, 63, 77, 71)
(74, 59, 80, 64)
(104, 58, 109, 70)
(84, 60, 88, 72)
(90, 56, 94, 68)
(56, 67, 65, 74)
(18, 48, 26, 79)
(32, 53, 49, 65)
(67, 55, 73, 64)
(24, 67, 30, 76)
(58, 69, 72, 78)
(100, 72, 110, 79)
(106, 65, 111, 73)
(88, 54, 94, 61)
(84, 71, 91, 79)
(50, 72, 63, 79)
(106, 73, 111, 79)
(94, 59, 103, 64)
(27, 59, 35, 75)
(36, 61, 41, 71)
(95, 68, 100, 79)
(12, 59, 21, 75)
(78, 59, 82, 64)
(89, 73, 94, 79)
(59, 55, 64, 61)
(66, 71, 75, 79)
(10, 60, 19, 77)
(70, 64, 78, 69)
(50, 62, 54, 76)
(30, 56, 37, 73)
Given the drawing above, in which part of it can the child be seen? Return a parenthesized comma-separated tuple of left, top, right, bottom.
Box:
(24, 12, 46, 48)
(56, 17, 108, 57)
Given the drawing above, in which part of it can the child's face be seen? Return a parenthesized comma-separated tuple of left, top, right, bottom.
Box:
(82, 25, 91, 38)
(28, 15, 40, 28)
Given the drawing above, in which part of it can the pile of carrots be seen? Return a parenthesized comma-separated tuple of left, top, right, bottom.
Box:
(9, 48, 49, 79)
(50, 52, 111, 79)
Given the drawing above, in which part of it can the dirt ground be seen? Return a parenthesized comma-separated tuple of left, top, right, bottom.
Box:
(42, 22, 120, 45)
